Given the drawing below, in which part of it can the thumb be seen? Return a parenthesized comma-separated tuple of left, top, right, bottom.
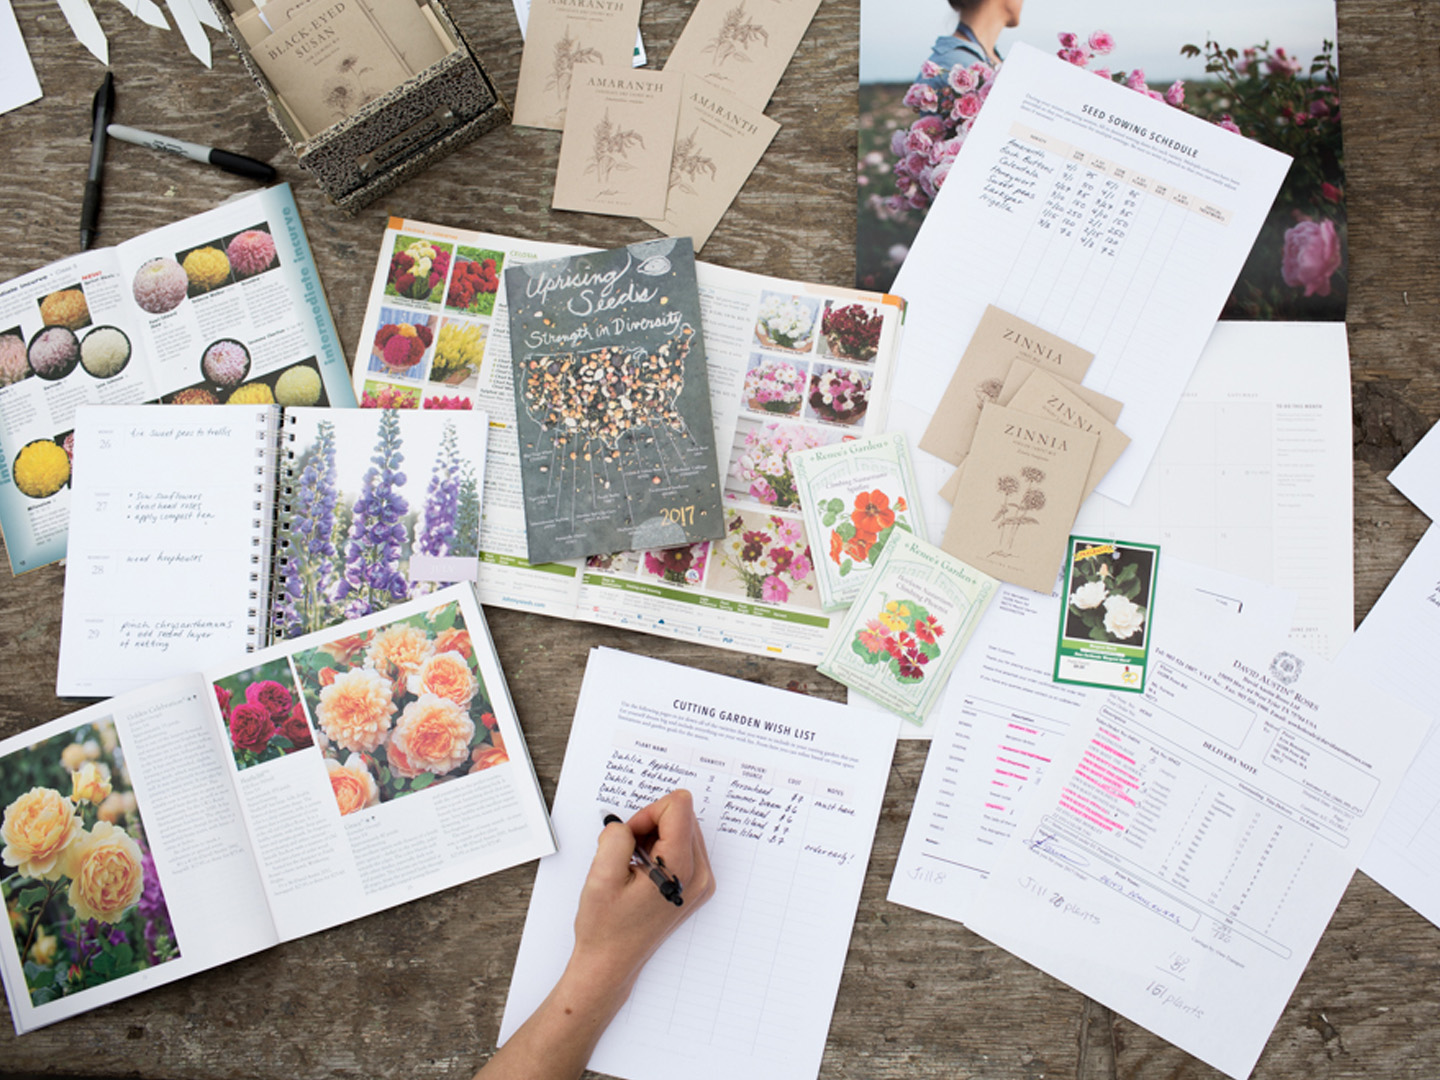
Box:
(588, 821, 638, 889)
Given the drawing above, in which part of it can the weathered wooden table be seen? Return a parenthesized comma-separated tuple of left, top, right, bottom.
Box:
(1, 0, 1437, 1076)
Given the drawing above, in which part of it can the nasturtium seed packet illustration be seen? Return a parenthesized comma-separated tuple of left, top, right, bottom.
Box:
(790, 432, 927, 610)
(1054, 536, 1160, 693)
(819, 530, 998, 725)
(503, 238, 725, 564)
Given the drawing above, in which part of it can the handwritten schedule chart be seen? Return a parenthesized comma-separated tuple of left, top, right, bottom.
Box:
(501, 649, 896, 1080)
(891, 44, 1290, 518)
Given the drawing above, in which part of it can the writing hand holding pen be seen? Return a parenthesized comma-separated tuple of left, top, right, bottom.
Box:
(603, 812, 683, 905)
(473, 790, 714, 1080)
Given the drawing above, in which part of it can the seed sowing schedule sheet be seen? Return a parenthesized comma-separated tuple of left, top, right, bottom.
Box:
(499, 648, 897, 1080)
(890, 43, 1291, 519)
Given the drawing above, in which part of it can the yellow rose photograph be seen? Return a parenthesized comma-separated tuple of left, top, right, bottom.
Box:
(0, 719, 181, 1006)
(291, 601, 509, 816)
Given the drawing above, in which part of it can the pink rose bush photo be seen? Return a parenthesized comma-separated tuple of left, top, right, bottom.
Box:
(1, 720, 179, 1005)
(213, 657, 314, 771)
(292, 602, 508, 815)
(857, 29, 1345, 317)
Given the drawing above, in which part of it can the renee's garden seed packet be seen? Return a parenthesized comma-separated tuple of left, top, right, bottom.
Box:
(790, 432, 926, 610)
(819, 530, 998, 725)
(1054, 536, 1160, 693)
(503, 238, 725, 563)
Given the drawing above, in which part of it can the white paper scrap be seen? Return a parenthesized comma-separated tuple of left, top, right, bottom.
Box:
(54, 0, 109, 64)
(0, 0, 42, 115)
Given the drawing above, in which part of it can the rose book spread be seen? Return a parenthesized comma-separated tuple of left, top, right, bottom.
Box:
(55, 404, 488, 698)
(0, 585, 555, 1034)
(0, 185, 354, 575)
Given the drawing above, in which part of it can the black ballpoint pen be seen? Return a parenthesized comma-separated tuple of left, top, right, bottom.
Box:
(603, 812, 684, 906)
(80, 71, 114, 251)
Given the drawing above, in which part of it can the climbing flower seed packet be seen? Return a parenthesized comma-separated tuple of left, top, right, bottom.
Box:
(791, 431, 927, 610)
(819, 530, 998, 725)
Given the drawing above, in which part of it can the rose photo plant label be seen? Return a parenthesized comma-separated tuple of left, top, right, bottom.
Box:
(1053, 536, 1160, 693)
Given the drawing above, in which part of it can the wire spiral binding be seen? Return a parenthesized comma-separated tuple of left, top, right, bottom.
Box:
(265, 411, 298, 643)
(244, 415, 274, 652)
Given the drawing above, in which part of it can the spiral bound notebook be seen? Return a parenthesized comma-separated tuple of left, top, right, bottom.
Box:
(56, 404, 488, 698)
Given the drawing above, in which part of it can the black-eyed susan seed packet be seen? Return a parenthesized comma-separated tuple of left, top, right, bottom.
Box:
(819, 529, 998, 724)
(1053, 536, 1160, 693)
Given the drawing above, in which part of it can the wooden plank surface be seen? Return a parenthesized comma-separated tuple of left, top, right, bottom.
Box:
(1, 0, 1438, 1077)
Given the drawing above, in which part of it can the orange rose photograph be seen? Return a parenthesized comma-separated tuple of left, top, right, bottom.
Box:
(291, 601, 508, 815)
(0, 718, 181, 1006)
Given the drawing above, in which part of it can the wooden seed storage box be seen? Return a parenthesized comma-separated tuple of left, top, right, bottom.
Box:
(209, 0, 510, 212)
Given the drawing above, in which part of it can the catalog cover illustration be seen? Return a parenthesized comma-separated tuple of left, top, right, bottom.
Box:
(504, 238, 724, 563)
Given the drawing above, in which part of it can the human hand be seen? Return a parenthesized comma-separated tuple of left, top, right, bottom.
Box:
(568, 789, 716, 993)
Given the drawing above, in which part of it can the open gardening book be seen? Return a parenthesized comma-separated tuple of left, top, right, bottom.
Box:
(56, 404, 487, 698)
(1, 585, 554, 1034)
(0, 184, 353, 574)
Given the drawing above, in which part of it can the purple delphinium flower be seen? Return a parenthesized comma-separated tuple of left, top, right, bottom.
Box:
(335, 409, 411, 618)
(279, 420, 339, 637)
(417, 422, 460, 558)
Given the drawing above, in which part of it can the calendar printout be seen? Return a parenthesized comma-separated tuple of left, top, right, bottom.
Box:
(890, 43, 1292, 515)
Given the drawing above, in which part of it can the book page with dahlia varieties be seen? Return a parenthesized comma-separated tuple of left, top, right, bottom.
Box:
(202, 584, 554, 941)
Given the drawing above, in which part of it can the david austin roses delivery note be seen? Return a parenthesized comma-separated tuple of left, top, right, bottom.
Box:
(0, 584, 553, 1033)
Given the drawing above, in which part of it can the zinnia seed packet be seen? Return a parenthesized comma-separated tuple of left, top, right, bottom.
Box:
(819, 529, 997, 725)
(1054, 536, 1160, 693)
(790, 432, 927, 610)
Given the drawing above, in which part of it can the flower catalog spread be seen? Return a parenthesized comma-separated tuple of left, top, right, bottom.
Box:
(0, 585, 554, 1034)
(352, 218, 906, 665)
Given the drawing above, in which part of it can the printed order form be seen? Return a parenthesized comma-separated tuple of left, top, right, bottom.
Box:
(500, 648, 897, 1080)
(890, 42, 1291, 518)
(893, 574, 1425, 1080)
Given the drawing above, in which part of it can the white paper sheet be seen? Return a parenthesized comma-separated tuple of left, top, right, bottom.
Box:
(956, 617, 1426, 1079)
(1351, 523, 1440, 927)
(890, 43, 1290, 510)
(0, 0, 41, 115)
(1385, 418, 1440, 520)
(500, 648, 896, 1080)
(163, 0, 212, 67)
(890, 557, 1295, 912)
(1074, 321, 1354, 660)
